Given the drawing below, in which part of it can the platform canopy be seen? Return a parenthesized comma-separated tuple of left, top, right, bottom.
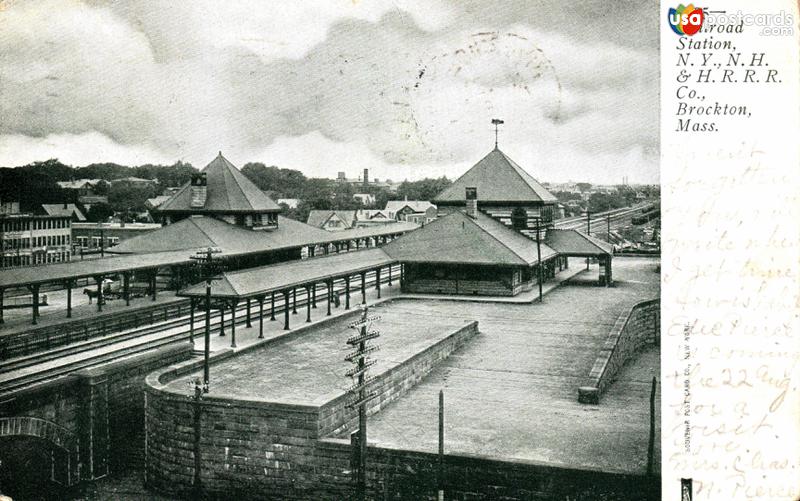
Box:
(0, 217, 417, 291)
(108, 215, 418, 255)
(433, 148, 557, 205)
(382, 211, 557, 267)
(0, 250, 194, 290)
(109, 215, 328, 254)
(178, 248, 395, 300)
(544, 229, 613, 257)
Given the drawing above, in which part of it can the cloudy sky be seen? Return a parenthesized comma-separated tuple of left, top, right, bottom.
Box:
(0, 1, 658, 184)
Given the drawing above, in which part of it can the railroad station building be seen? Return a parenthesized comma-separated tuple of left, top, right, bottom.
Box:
(383, 207, 560, 296)
(155, 152, 281, 229)
(433, 147, 559, 232)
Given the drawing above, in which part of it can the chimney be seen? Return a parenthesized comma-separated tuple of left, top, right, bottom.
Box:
(465, 187, 478, 218)
(363, 168, 369, 186)
(190, 172, 208, 208)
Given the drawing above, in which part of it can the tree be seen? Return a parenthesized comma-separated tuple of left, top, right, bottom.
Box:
(86, 203, 114, 222)
(576, 182, 592, 193)
(107, 182, 160, 212)
(0, 166, 68, 212)
(241, 163, 309, 197)
(396, 177, 452, 201)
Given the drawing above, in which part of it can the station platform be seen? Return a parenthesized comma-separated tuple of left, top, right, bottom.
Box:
(0, 287, 183, 336)
(360, 256, 661, 475)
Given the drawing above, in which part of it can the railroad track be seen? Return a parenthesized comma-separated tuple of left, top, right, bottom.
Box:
(0, 267, 397, 396)
(554, 205, 649, 231)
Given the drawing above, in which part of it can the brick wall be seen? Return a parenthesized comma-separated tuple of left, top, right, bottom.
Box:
(143, 320, 479, 498)
(578, 299, 660, 404)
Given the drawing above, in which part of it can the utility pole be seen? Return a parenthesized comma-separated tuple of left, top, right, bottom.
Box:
(438, 389, 445, 501)
(585, 211, 592, 270)
(534, 216, 543, 303)
(647, 376, 657, 476)
(345, 305, 381, 500)
(97, 221, 105, 258)
(191, 377, 203, 496)
(0, 215, 5, 270)
(607, 212, 611, 242)
(190, 247, 223, 393)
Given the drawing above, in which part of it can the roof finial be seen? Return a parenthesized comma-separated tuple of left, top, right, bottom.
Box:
(218, 150, 222, 156)
(491, 118, 504, 149)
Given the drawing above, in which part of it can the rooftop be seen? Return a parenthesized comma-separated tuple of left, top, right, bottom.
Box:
(39, 204, 86, 221)
(434, 148, 557, 204)
(307, 210, 357, 229)
(382, 210, 557, 267)
(56, 179, 104, 189)
(158, 152, 280, 214)
(0, 250, 195, 289)
(107, 215, 330, 254)
(384, 200, 435, 214)
(179, 248, 394, 299)
(545, 229, 613, 256)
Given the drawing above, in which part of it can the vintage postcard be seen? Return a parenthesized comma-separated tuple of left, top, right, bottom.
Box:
(0, 1, 796, 500)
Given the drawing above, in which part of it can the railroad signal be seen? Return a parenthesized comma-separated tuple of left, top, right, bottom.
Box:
(345, 304, 380, 499)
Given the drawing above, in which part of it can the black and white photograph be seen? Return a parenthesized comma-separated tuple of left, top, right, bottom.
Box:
(0, 1, 684, 499)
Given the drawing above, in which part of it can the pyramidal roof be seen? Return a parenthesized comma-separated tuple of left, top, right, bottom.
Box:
(107, 215, 331, 254)
(383, 210, 556, 266)
(434, 148, 557, 204)
(159, 152, 280, 213)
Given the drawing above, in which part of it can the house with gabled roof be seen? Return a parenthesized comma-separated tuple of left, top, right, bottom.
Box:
(306, 210, 357, 231)
(384, 200, 437, 222)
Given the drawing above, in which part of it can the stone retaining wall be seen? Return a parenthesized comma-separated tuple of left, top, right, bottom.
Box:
(0, 341, 192, 481)
(143, 317, 479, 498)
(312, 439, 658, 501)
(578, 299, 659, 404)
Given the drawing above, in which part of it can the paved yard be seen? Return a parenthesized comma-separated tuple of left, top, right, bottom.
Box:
(360, 257, 660, 475)
(165, 299, 469, 406)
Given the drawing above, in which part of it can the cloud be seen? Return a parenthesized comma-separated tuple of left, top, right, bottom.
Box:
(0, 132, 174, 167)
(0, 1, 658, 183)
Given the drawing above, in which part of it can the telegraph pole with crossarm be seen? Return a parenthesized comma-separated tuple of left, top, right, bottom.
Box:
(345, 305, 381, 500)
(190, 247, 223, 393)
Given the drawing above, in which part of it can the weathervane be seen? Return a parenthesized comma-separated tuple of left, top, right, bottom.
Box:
(491, 118, 504, 149)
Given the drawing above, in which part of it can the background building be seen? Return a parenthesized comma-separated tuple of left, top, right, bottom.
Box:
(1, 212, 73, 267)
(72, 222, 161, 252)
(384, 200, 437, 223)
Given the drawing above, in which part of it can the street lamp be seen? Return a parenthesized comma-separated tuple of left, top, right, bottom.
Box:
(190, 247, 223, 393)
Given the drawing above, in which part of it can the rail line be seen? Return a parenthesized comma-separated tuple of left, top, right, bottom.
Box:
(0, 267, 397, 395)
